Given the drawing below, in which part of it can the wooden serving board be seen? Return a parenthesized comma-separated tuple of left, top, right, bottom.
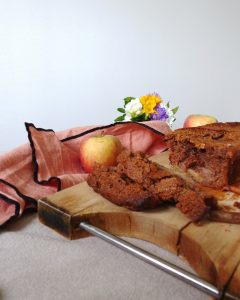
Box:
(38, 152, 240, 298)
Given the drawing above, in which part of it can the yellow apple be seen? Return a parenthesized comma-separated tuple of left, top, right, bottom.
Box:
(183, 114, 218, 128)
(79, 134, 123, 173)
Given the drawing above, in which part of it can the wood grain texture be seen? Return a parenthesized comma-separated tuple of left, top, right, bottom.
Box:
(179, 221, 240, 290)
(38, 152, 240, 298)
(38, 181, 190, 253)
(228, 262, 240, 296)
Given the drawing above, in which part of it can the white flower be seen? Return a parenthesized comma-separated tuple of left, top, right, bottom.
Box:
(124, 98, 143, 120)
(161, 103, 175, 127)
(124, 114, 131, 121)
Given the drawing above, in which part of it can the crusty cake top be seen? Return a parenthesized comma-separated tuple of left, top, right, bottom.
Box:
(165, 122, 240, 152)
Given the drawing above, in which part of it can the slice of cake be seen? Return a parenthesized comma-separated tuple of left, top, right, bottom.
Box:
(87, 150, 216, 221)
(164, 122, 240, 190)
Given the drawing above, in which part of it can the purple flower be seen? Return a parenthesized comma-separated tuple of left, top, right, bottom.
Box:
(150, 104, 169, 121)
(150, 92, 161, 98)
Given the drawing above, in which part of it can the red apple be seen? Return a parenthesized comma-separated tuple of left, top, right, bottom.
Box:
(79, 134, 123, 173)
(183, 114, 218, 128)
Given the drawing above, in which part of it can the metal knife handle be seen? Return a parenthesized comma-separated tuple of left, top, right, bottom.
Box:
(79, 221, 239, 300)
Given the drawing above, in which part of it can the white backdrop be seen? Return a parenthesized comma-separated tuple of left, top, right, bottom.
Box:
(1, 0, 240, 153)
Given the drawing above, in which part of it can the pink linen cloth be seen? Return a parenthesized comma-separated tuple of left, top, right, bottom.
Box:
(0, 121, 171, 225)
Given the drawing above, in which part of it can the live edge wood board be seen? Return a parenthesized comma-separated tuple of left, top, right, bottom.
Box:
(38, 152, 240, 298)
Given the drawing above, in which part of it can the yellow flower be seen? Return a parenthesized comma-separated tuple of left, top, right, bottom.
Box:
(140, 94, 162, 114)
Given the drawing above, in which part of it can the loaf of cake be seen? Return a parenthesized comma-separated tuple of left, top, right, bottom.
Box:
(165, 122, 240, 190)
(87, 150, 216, 221)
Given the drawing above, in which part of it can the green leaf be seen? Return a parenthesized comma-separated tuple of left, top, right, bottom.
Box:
(166, 101, 170, 108)
(124, 97, 135, 106)
(131, 116, 142, 122)
(117, 108, 125, 113)
(114, 115, 125, 122)
(171, 106, 179, 114)
(131, 113, 149, 122)
(144, 113, 150, 121)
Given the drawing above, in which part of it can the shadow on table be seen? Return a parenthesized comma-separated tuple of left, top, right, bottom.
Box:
(0, 289, 4, 300)
(1, 208, 37, 231)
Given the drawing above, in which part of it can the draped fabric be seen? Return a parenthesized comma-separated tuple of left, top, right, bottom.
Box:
(0, 121, 171, 225)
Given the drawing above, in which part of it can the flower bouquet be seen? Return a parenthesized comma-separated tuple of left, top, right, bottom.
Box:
(115, 93, 178, 127)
